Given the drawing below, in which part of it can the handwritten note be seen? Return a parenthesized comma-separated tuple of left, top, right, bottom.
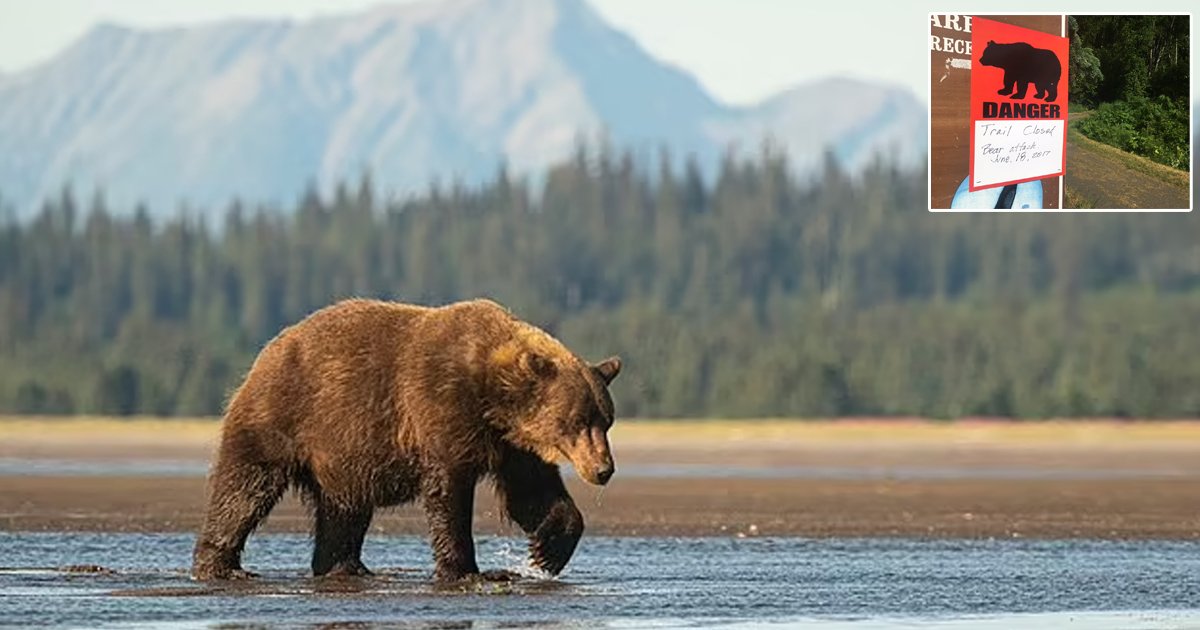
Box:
(971, 120, 1064, 188)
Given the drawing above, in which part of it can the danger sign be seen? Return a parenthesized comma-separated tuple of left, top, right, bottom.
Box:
(968, 17, 1068, 191)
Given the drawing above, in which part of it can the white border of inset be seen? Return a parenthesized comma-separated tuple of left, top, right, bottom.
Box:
(928, 11, 1193, 212)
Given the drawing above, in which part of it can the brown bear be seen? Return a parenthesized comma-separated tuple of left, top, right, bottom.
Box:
(191, 298, 620, 582)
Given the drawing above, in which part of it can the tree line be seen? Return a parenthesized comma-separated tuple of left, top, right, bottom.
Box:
(1069, 15, 1190, 169)
(1, 146, 1199, 418)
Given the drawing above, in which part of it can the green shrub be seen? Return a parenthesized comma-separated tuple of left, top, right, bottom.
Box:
(1077, 97, 1191, 170)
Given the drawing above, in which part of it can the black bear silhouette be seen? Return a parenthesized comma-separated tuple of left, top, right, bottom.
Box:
(978, 40, 1061, 102)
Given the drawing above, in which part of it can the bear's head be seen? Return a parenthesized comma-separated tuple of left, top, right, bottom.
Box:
(979, 40, 1004, 68)
(487, 331, 621, 486)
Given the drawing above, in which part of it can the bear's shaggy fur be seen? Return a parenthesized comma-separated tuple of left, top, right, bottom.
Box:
(191, 298, 620, 582)
(979, 40, 1061, 102)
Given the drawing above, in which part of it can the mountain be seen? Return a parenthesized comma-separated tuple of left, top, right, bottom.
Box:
(0, 0, 926, 218)
(714, 77, 926, 171)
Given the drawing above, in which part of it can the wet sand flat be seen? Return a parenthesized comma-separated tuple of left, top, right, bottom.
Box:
(2, 474, 1198, 540)
(1, 419, 1198, 540)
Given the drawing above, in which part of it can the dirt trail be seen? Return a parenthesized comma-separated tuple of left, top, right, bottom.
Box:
(1065, 112, 1190, 209)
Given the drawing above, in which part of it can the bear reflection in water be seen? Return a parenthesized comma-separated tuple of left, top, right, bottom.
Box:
(191, 298, 621, 583)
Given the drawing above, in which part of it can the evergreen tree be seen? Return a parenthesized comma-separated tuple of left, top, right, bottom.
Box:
(0, 145, 1198, 418)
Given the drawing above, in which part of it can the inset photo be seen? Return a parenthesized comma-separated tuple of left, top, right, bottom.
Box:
(930, 13, 1192, 211)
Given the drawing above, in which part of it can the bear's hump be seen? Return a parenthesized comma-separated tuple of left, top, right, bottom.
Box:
(981, 40, 1036, 64)
(439, 298, 513, 319)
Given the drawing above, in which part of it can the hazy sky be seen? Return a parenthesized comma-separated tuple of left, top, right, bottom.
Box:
(0, 1, 1194, 106)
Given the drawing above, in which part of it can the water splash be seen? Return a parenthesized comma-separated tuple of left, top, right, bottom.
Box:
(489, 539, 553, 580)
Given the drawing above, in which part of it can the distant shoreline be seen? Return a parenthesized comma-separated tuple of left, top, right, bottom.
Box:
(5, 416, 1200, 446)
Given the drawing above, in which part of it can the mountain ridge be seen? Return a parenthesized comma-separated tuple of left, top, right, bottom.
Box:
(0, 0, 926, 217)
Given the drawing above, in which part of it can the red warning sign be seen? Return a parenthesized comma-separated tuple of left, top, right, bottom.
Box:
(968, 17, 1068, 191)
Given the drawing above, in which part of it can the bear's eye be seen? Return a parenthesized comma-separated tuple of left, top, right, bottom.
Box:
(592, 408, 612, 430)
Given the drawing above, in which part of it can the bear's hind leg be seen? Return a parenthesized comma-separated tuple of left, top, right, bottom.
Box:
(1045, 83, 1058, 102)
(192, 450, 288, 580)
(312, 501, 375, 577)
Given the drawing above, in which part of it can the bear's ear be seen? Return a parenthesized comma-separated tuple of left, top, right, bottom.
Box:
(521, 351, 558, 380)
(988, 40, 995, 45)
(593, 356, 622, 385)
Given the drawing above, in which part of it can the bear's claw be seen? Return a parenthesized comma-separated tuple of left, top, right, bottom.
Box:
(530, 539, 570, 575)
(320, 561, 373, 578)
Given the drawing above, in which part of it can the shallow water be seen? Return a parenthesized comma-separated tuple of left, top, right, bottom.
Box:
(1, 533, 1198, 628)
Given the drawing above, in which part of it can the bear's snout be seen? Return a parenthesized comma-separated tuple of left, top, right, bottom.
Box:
(565, 426, 615, 486)
(581, 456, 614, 486)
(594, 462, 614, 485)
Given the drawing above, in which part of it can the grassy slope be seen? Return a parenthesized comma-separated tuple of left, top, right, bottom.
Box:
(1068, 112, 1190, 189)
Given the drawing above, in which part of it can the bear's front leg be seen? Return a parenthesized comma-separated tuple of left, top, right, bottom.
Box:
(422, 471, 480, 582)
(495, 451, 585, 576)
(997, 73, 1014, 96)
(528, 499, 584, 575)
(1011, 81, 1029, 99)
